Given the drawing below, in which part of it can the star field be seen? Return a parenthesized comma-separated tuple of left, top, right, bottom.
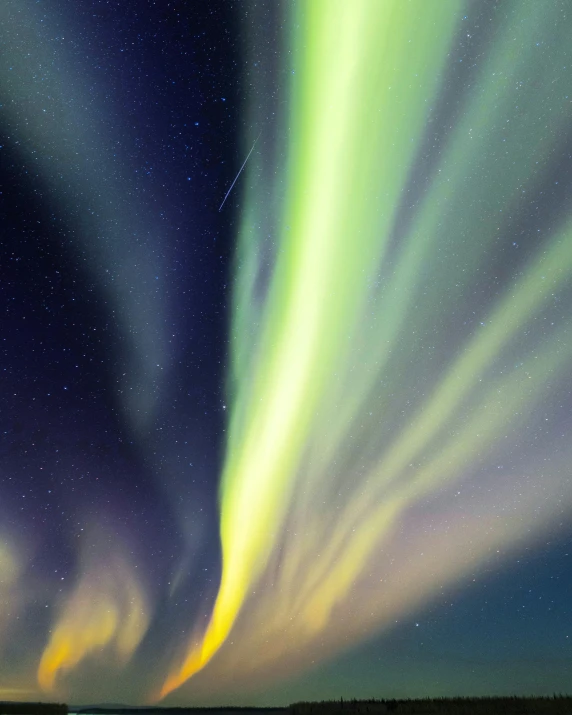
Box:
(1, 0, 572, 706)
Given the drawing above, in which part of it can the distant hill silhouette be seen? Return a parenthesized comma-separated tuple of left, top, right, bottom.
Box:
(291, 697, 572, 715)
(0, 703, 66, 715)
(5, 698, 572, 715)
(73, 709, 286, 714)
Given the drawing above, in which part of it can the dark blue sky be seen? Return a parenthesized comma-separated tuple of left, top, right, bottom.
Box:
(1, 0, 571, 705)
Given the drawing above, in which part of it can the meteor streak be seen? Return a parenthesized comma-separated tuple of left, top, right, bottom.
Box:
(4, 0, 572, 704)
(218, 133, 260, 212)
(159, 0, 572, 702)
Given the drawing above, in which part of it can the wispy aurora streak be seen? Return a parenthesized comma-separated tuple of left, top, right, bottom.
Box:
(0, 1, 171, 434)
(161, 0, 572, 699)
(38, 537, 150, 693)
(0, 1, 166, 695)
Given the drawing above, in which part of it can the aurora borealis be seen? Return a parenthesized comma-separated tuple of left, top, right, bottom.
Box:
(1, 0, 572, 706)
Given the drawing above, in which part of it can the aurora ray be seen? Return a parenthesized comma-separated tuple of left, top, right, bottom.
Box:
(159, 0, 572, 700)
(2, 0, 572, 705)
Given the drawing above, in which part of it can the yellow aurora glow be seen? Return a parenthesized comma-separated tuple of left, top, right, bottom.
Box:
(38, 543, 150, 693)
(0, 534, 24, 652)
(160, 0, 572, 700)
(2, 0, 572, 702)
(160, 0, 460, 697)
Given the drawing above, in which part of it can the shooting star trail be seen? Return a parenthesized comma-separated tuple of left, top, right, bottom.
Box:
(218, 133, 260, 212)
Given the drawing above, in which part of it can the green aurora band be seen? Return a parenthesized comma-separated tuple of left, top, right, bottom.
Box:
(161, 0, 572, 699)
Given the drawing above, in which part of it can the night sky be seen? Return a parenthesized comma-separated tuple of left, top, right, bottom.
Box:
(1, 0, 572, 707)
